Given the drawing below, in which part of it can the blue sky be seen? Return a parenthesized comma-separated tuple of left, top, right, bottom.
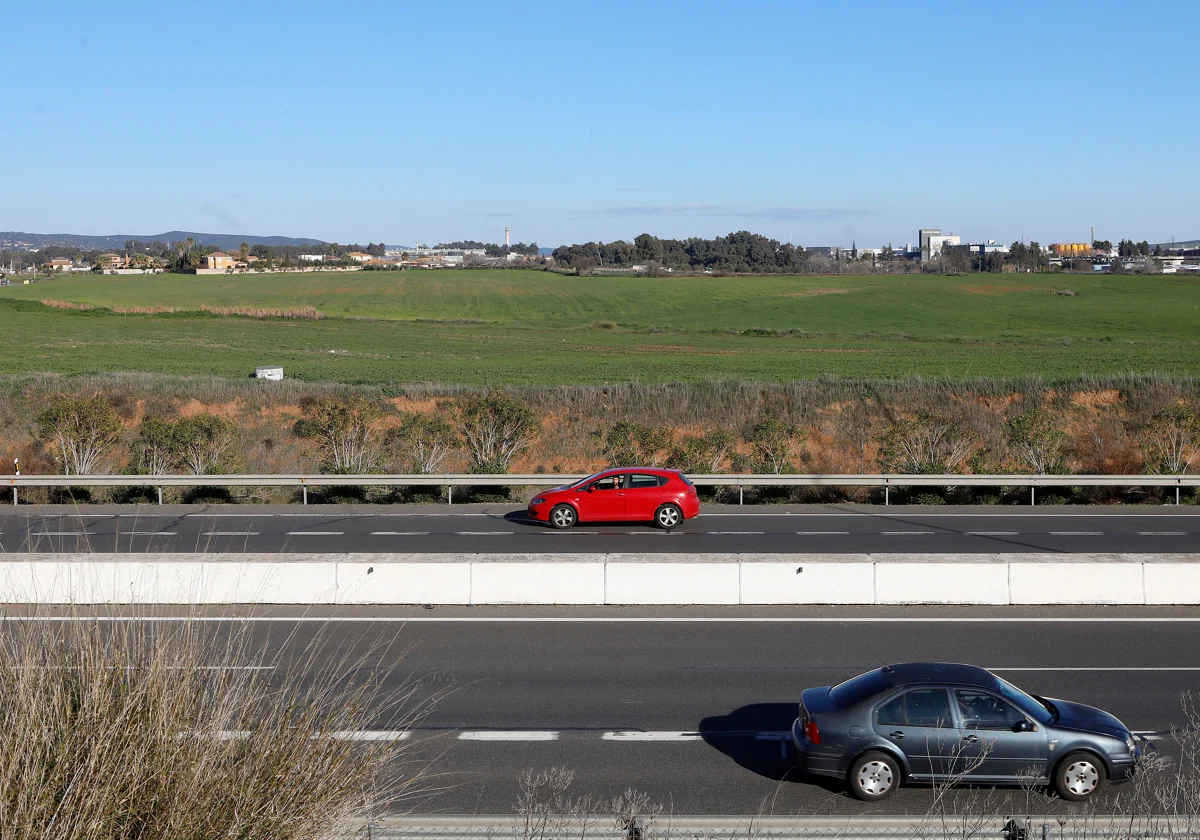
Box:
(6, 0, 1196, 248)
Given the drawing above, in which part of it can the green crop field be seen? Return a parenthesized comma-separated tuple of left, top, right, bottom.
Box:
(1, 269, 1198, 384)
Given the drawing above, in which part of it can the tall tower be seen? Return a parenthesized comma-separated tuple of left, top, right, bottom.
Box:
(505, 226, 511, 247)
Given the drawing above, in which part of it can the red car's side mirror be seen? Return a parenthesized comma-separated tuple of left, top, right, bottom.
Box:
(586, 485, 595, 493)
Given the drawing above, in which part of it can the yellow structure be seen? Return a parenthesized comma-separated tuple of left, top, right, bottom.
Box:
(1051, 243, 1092, 256)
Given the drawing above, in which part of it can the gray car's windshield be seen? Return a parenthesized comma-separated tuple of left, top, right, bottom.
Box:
(996, 677, 1054, 724)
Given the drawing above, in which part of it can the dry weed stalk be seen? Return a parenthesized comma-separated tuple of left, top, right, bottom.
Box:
(0, 615, 430, 839)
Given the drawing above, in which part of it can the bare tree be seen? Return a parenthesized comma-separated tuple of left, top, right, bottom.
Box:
(174, 414, 238, 475)
(878, 413, 976, 474)
(1142, 405, 1200, 474)
(1008, 408, 1068, 474)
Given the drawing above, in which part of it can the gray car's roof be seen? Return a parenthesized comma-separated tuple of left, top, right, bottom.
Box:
(877, 662, 1001, 689)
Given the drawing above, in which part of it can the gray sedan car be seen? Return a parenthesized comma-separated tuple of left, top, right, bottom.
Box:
(791, 663, 1140, 802)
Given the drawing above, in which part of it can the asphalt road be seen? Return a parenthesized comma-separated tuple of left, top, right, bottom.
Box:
(22, 604, 1200, 816)
(4, 504, 1200, 554)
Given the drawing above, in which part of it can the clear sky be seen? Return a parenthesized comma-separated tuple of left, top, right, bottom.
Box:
(6, 0, 1196, 249)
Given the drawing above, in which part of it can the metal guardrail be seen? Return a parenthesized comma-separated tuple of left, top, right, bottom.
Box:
(4, 473, 1198, 505)
(355, 815, 1200, 840)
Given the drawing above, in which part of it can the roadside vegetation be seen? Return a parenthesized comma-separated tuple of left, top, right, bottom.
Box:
(0, 615, 431, 839)
(4, 374, 1200, 505)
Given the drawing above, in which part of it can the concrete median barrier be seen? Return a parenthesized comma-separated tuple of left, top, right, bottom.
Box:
(0, 553, 1196, 605)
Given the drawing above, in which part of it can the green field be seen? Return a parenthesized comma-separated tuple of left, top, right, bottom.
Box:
(2, 269, 1198, 384)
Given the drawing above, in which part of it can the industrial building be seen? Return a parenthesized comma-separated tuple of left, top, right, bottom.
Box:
(918, 228, 960, 261)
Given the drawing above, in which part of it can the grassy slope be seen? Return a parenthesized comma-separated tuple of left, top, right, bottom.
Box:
(1, 270, 1198, 384)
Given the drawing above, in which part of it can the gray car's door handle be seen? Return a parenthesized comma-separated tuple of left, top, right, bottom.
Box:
(888, 731, 905, 740)
(962, 734, 979, 744)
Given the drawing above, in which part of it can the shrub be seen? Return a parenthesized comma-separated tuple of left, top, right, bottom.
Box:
(174, 414, 239, 475)
(295, 396, 385, 474)
(36, 393, 122, 475)
(668, 428, 736, 474)
(131, 415, 177, 475)
(452, 390, 539, 474)
(878, 413, 976, 474)
(1141, 404, 1200, 474)
(1007, 408, 1068, 474)
(388, 412, 459, 473)
(747, 416, 800, 473)
(592, 421, 671, 467)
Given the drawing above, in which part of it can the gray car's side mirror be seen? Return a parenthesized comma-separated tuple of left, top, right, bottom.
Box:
(1013, 720, 1034, 733)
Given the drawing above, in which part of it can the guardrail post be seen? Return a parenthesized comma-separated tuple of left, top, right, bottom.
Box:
(1031, 486, 1035, 506)
(448, 485, 453, 505)
(301, 480, 307, 505)
(157, 486, 163, 505)
(739, 485, 743, 505)
(1178, 482, 1182, 506)
(11, 486, 15, 507)
(884, 481, 889, 506)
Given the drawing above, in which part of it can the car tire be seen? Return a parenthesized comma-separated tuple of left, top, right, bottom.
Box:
(549, 504, 577, 530)
(654, 504, 682, 530)
(1054, 751, 1107, 801)
(848, 751, 901, 801)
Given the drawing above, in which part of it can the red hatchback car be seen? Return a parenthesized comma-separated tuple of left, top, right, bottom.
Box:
(527, 468, 700, 530)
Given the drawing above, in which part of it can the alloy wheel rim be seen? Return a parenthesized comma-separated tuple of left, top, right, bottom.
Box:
(857, 761, 893, 796)
(553, 508, 574, 527)
(659, 507, 680, 527)
(1064, 761, 1099, 795)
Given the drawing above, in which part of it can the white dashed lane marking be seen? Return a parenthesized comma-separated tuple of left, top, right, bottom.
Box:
(285, 531, 344, 536)
(603, 731, 704, 741)
(882, 531, 936, 536)
(203, 531, 260, 536)
(1050, 531, 1105, 536)
(795, 531, 849, 535)
(967, 531, 1018, 536)
(1138, 532, 1187, 536)
(458, 731, 558, 741)
(371, 531, 431, 536)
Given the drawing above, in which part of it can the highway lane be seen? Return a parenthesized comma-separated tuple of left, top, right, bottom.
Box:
(4, 504, 1200, 554)
(20, 605, 1200, 815)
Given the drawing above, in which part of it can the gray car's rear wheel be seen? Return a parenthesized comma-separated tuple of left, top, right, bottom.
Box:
(655, 503, 682, 530)
(848, 751, 900, 801)
(549, 504, 577, 530)
(1054, 752, 1106, 801)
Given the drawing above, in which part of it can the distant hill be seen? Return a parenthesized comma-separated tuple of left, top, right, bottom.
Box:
(0, 230, 326, 251)
(1154, 239, 1200, 251)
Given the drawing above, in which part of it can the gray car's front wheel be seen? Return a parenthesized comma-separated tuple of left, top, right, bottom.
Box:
(848, 751, 900, 801)
(1054, 752, 1106, 801)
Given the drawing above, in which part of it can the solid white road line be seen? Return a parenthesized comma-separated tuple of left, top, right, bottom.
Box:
(603, 731, 704, 741)
(285, 531, 344, 536)
(458, 731, 558, 741)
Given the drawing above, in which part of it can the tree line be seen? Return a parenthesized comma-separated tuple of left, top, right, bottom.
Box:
(435, 241, 540, 257)
(552, 231, 814, 274)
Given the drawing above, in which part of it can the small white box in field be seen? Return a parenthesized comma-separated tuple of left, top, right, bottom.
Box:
(255, 366, 284, 381)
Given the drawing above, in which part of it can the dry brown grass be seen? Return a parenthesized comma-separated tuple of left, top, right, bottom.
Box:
(111, 304, 326, 319)
(0, 614, 433, 838)
(40, 299, 95, 311)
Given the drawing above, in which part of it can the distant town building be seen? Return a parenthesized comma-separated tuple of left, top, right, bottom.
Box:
(918, 229, 961, 261)
(298, 254, 325, 262)
(200, 252, 236, 272)
(44, 258, 73, 271)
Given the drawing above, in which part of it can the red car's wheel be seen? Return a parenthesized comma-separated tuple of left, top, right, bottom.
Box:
(654, 504, 682, 530)
(549, 504, 577, 530)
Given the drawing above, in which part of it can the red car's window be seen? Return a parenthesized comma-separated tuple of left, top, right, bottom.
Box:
(628, 474, 661, 488)
(590, 475, 622, 491)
